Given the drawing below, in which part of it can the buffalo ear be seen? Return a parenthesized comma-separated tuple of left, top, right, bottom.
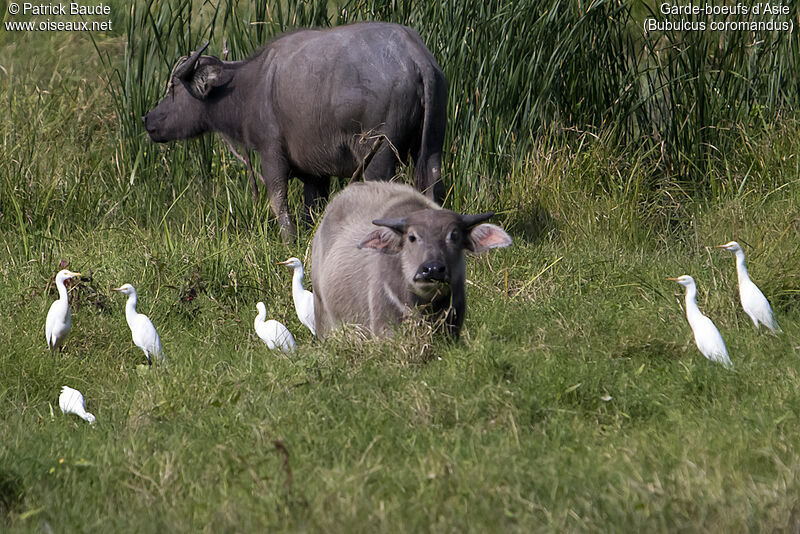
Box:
(358, 227, 403, 254)
(466, 224, 512, 253)
(187, 63, 232, 99)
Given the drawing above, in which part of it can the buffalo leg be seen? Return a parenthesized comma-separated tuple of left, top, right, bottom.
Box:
(415, 151, 444, 205)
(259, 152, 296, 241)
(301, 175, 330, 224)
(220, 135, 261, 204)
(416, 68, 448, 205)
(363, 143, 402, 182)
(444, 292, 465, 339)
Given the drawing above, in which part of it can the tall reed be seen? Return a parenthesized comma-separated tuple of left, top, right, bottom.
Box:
(97, 0, 798, 217)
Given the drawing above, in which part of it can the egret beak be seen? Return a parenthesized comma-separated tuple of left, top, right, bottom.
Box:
(276, 260, 290, 266)
(665, 277, 680, 281)
(715, 244, 727, 249)
(111, 287, 123, 292)
(71, 272, 82, 277)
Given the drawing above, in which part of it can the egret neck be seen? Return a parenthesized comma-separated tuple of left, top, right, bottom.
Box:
(255, 303, 267, 324)
(56, 275, 70, 303)
(123, 290, 139, 326)
(730, 247, 750, 287)
(682, 280, 704, 329)
(291, 266, 306, 306)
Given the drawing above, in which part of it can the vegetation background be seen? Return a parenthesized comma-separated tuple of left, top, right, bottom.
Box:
(1, 0, 799, 531)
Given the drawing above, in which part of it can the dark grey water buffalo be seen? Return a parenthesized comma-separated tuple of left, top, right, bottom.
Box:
(143, 22, 448, 240)
(311, 182, 512, 339)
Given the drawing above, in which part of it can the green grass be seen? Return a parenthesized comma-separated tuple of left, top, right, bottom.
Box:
(3, 200, 800, 532)
(3, 1, 800, 532)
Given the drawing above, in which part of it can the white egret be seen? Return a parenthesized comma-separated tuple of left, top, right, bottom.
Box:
(112, 283, 165, 366)
(59, 386, 96, 424)
(668, 275, 733, 369)
(277, 257, 316, 336)
(45, 269, 82, 354)
(254, 302, 297, 352)
(717, 241, 781, 333)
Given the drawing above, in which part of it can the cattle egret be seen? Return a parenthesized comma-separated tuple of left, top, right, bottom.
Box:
(277, 257, 316, 336)
(45, 269, 82, 354)
(59, 386, 96, 424)
(668, 275, 732, 368)
(254, 302, 297, 352)
(717, 241, 781, 333)
(112, 284, 165, 366)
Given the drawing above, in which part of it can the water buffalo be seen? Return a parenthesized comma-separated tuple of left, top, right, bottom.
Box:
(311, 182, 512, 339)
(143, 22, 448, 240)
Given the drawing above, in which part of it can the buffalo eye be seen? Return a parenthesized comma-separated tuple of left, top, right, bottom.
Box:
(448, 229, 461, 243)
(408, 234, 417, 243)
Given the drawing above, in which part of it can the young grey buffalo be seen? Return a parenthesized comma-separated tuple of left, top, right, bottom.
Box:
(143, 22, 447, 241)
(311, 182, 512, 339)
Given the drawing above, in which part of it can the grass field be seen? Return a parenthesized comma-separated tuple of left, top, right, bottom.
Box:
(2, 1, 800, 532)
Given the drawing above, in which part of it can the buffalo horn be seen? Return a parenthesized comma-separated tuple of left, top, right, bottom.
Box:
(174, 41, 210, 79)
(372, 217, 407, 233)
(460, 212, 494, 227)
